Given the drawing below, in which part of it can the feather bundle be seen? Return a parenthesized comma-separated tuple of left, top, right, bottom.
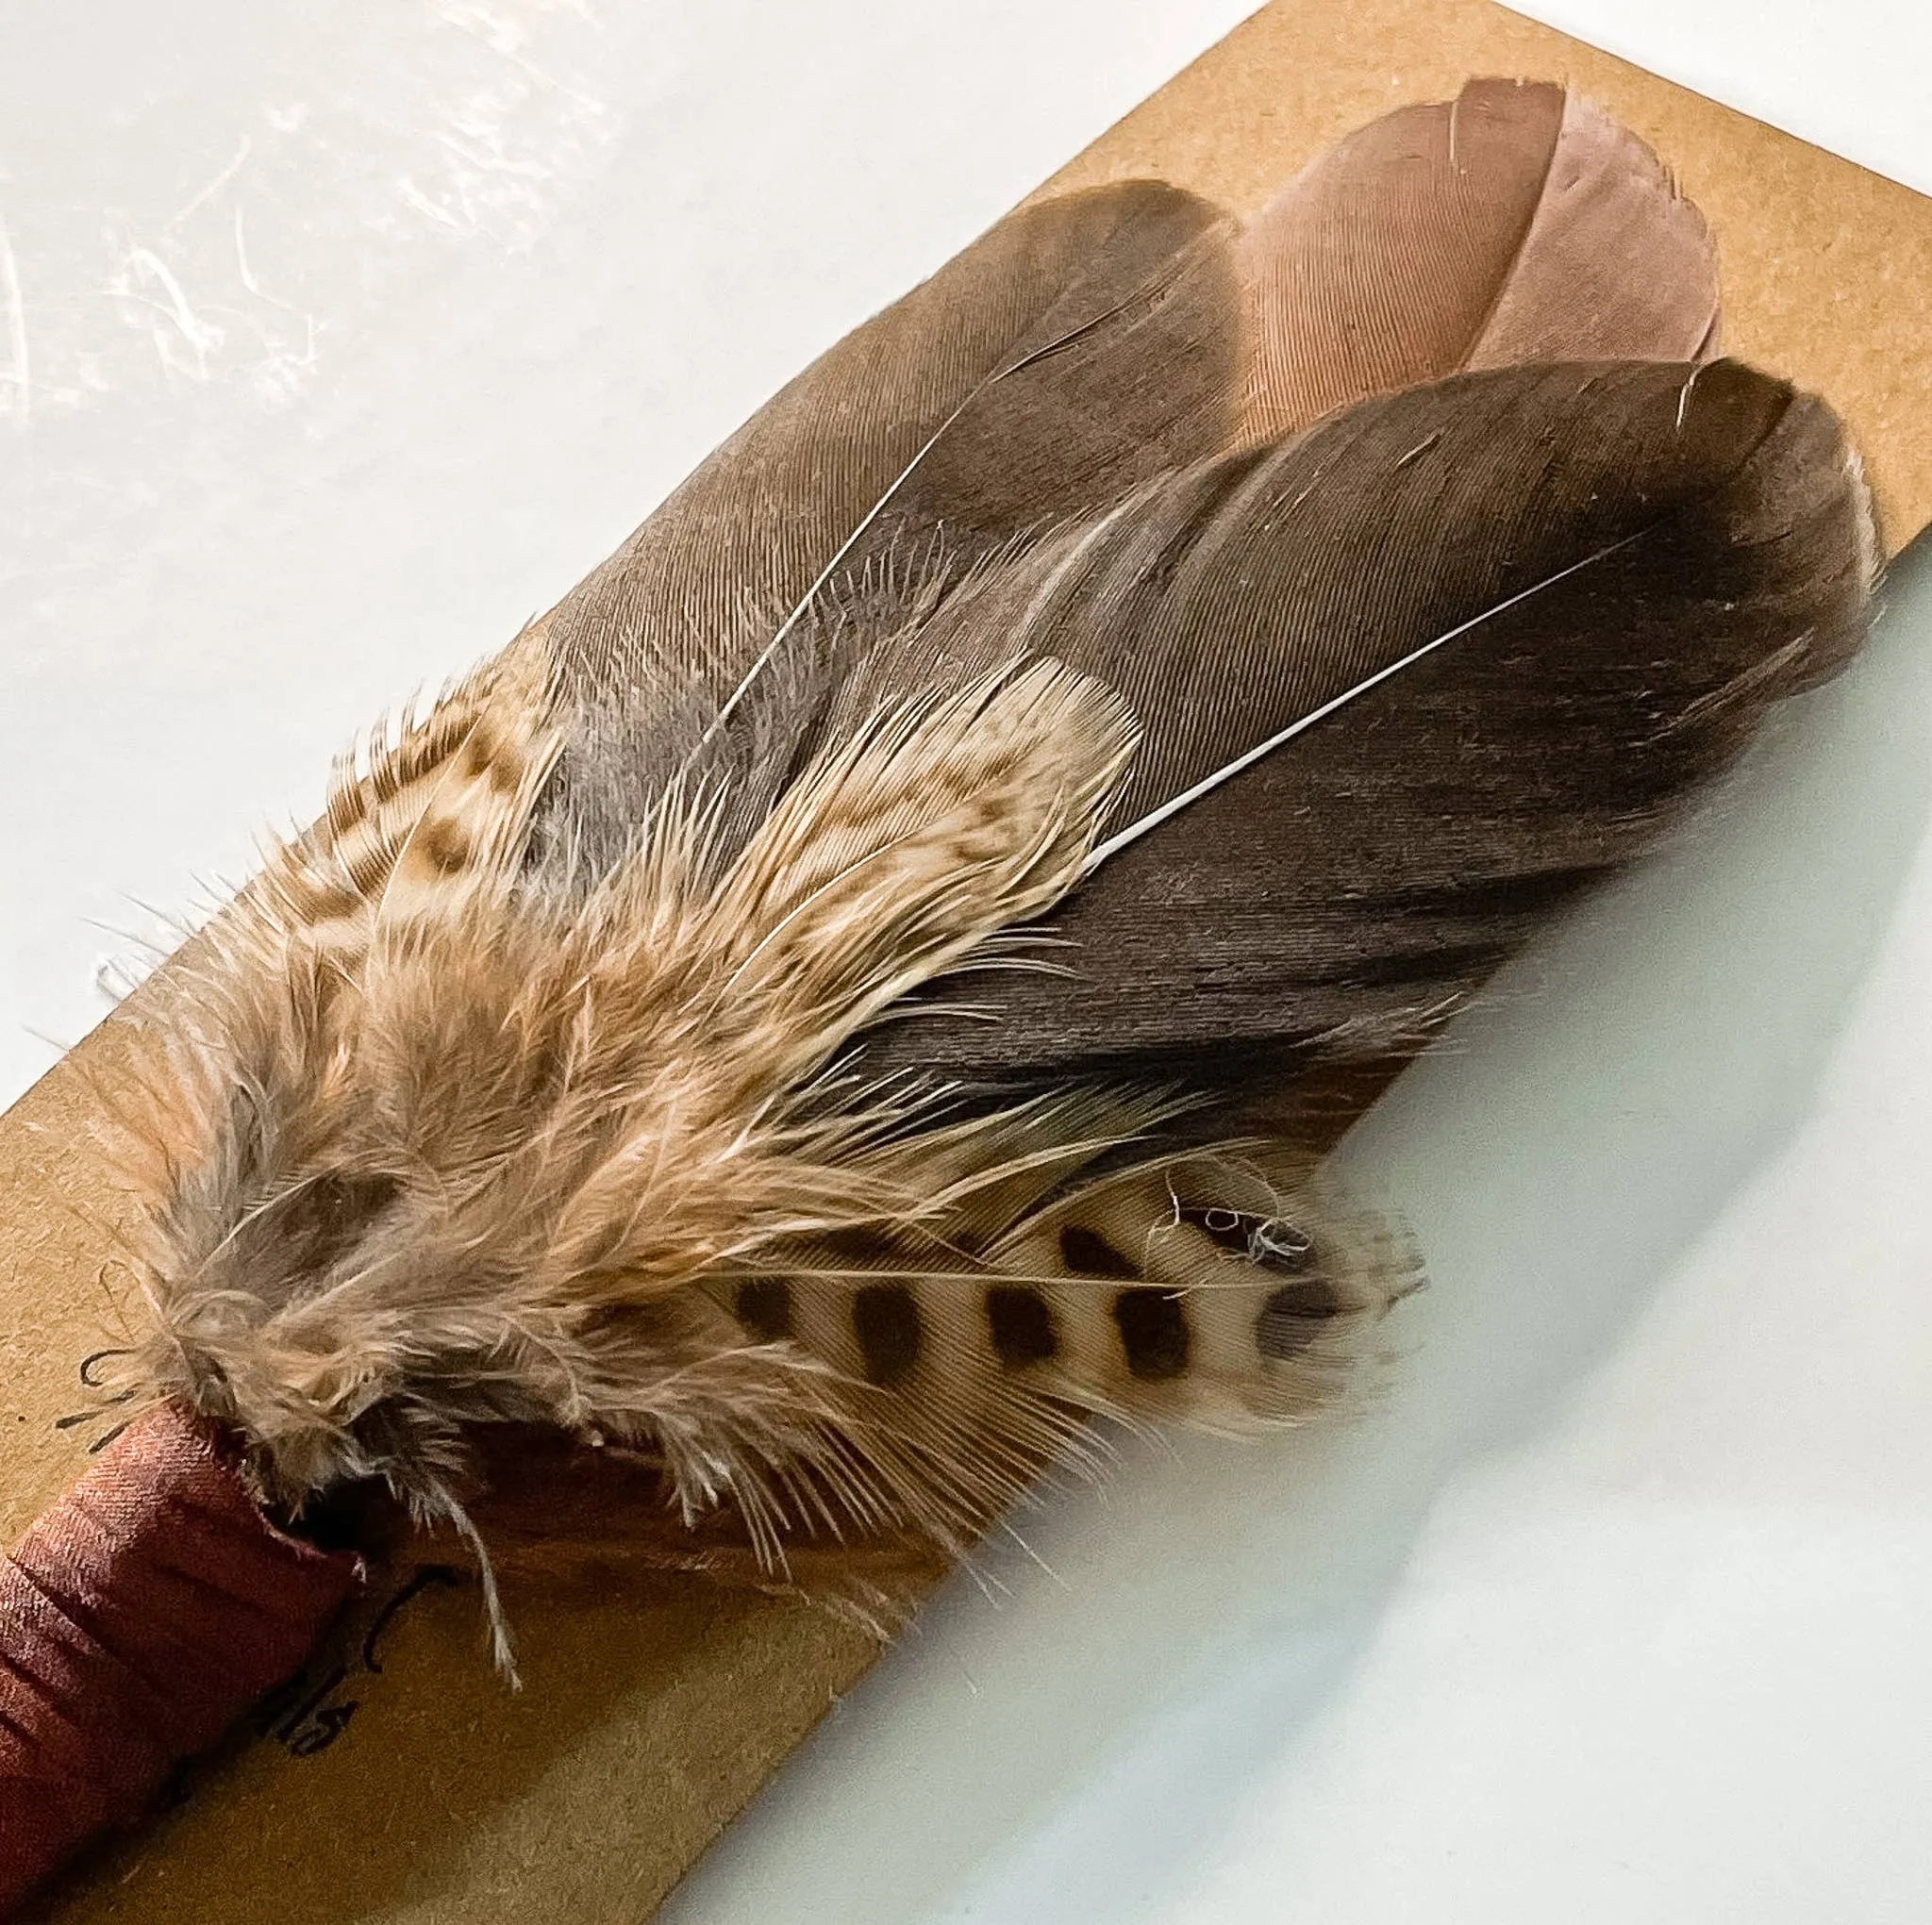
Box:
(89, 81, 1873, 1659)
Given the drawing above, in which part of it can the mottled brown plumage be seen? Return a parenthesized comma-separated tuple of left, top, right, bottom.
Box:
(102, 81, 1874, 1667)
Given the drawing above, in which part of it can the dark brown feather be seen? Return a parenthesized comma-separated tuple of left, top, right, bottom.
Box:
(858, 357, 1873, 1085)
(530, 181, 1241, 873)
(530, 82, 1729, 897)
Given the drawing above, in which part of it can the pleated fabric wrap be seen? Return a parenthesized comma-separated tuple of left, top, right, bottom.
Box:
(0, 1405, 362, 1912)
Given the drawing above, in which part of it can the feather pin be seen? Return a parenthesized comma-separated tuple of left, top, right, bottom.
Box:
(0, 78, 1875, 1910)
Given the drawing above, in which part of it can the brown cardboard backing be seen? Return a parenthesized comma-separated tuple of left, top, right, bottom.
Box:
(7, 1, 1927, 1917)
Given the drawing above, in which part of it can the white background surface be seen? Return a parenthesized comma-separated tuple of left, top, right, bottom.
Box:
(4, 4, 1929, 1920)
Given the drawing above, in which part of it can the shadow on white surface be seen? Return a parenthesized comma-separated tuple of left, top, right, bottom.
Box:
(664, 532, 1932, 1922)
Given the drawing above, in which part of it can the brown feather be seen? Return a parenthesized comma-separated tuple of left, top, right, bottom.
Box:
(856, 357, 1874, 1087)
(529, 181, 1241, 877)
(1240, 77, 1720, 441)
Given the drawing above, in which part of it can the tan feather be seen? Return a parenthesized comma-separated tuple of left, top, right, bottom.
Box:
(1240, 77, 1720, 441)
(256, 627, 561, 960)
(108, 665, 1157, 1556)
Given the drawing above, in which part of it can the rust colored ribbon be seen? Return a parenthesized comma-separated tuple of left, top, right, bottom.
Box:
(0, 1402, 362, 1914)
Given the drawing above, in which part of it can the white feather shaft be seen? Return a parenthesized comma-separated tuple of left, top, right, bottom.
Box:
(1083, 528, 1647, 871)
